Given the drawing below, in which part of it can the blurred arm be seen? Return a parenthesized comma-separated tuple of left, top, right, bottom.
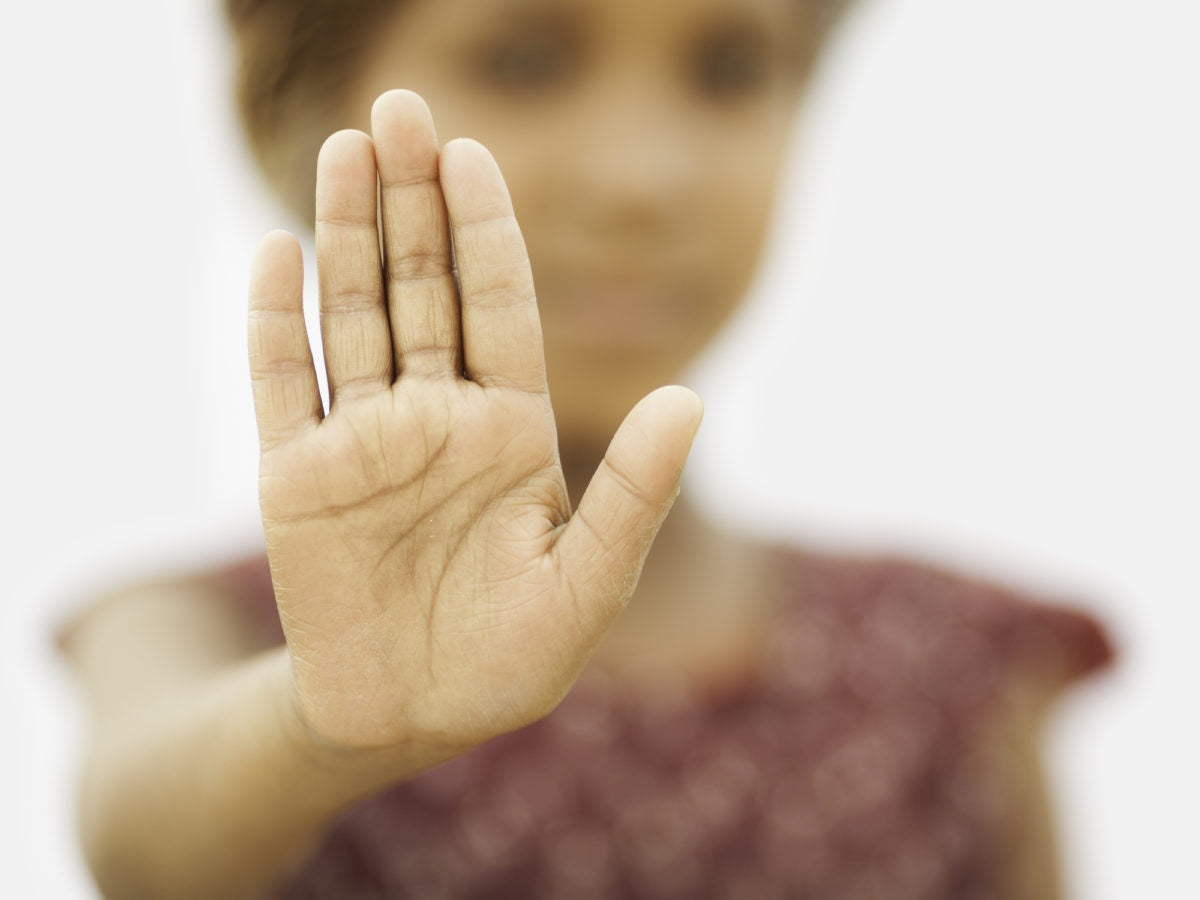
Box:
(60, 581, 456, 900)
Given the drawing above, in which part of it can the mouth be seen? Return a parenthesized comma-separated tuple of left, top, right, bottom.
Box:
(545, 281, 689, 348)
(534, 263, 699, 350)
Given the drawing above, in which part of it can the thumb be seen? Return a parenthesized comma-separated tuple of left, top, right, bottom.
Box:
(553, 385, 704, 637)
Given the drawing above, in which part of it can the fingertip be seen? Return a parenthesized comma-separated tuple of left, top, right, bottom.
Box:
(443, 136, 485, 151)
(442, 137, 493, 166)
(440, 138, 513, 223)
(654, 384, 704, 418)
(441, 138, 504, 185)
(252, 229, 301, 273)
(640, 385, 705, 437)
(322, 128, 372, 148)
(258, 228, 301, 255)
(372, 88, 431, 120)
(250, 230, 304, 308)
(371, 89, 438, 145)
(317, 128, 374, 168)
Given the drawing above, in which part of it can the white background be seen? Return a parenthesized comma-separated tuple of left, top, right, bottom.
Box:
(3, 0, 1197, 896)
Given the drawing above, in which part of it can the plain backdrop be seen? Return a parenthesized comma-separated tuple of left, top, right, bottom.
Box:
(3, 0, 1197, 895)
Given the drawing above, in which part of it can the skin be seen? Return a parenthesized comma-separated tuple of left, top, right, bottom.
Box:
(61, 0, 816, 895)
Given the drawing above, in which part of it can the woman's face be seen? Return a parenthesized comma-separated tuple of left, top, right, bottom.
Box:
(349, 0, 810, 441)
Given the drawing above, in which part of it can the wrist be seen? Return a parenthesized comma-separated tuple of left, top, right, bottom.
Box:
(267, 649, 467, 798)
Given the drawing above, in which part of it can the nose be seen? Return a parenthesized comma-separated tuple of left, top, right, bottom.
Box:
(564, 79, 704, 239)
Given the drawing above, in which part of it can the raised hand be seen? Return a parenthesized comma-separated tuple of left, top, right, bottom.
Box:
(247, 91, 702, 755)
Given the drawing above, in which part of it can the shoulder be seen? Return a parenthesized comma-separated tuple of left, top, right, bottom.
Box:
(57, 551, 283, 664)
(764, 547, 1114, 703)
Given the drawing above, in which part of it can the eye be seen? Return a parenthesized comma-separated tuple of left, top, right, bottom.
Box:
(692, 30, 771, 98)
(475, 32, 577, 91)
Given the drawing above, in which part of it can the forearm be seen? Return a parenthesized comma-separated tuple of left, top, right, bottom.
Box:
(78, 647, 459, 900)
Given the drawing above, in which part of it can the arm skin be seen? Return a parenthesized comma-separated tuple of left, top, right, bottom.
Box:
(61, 90, 701, 899)
(62, 581, 462, 900)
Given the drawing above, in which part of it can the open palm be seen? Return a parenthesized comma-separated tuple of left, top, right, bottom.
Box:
(247, 91, 702, 753)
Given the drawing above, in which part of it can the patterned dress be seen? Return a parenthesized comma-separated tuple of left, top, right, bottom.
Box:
(213, 550, 1111, 899)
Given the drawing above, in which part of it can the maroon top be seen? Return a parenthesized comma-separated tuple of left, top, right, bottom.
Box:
(216, 550, 1111, 899)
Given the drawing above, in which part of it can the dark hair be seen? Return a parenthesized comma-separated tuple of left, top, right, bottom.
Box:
(224, 0, 401, 219)
(223, 0, 855, 221)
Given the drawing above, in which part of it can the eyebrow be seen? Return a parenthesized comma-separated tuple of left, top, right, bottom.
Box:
(441, 0, 801, 60)
(460, 0, 582, 28)
(442, 1, 585, 48)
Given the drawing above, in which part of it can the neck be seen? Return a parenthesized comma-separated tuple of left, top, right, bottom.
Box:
(558, 441, 607, 513)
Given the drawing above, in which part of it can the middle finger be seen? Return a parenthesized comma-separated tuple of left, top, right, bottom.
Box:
(372, 90, 462, 379)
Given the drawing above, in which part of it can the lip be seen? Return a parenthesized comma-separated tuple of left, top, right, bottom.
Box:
(540, 276, 693, 348)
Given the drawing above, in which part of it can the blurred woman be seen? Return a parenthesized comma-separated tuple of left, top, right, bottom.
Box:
(60, 1, 1110, 897)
